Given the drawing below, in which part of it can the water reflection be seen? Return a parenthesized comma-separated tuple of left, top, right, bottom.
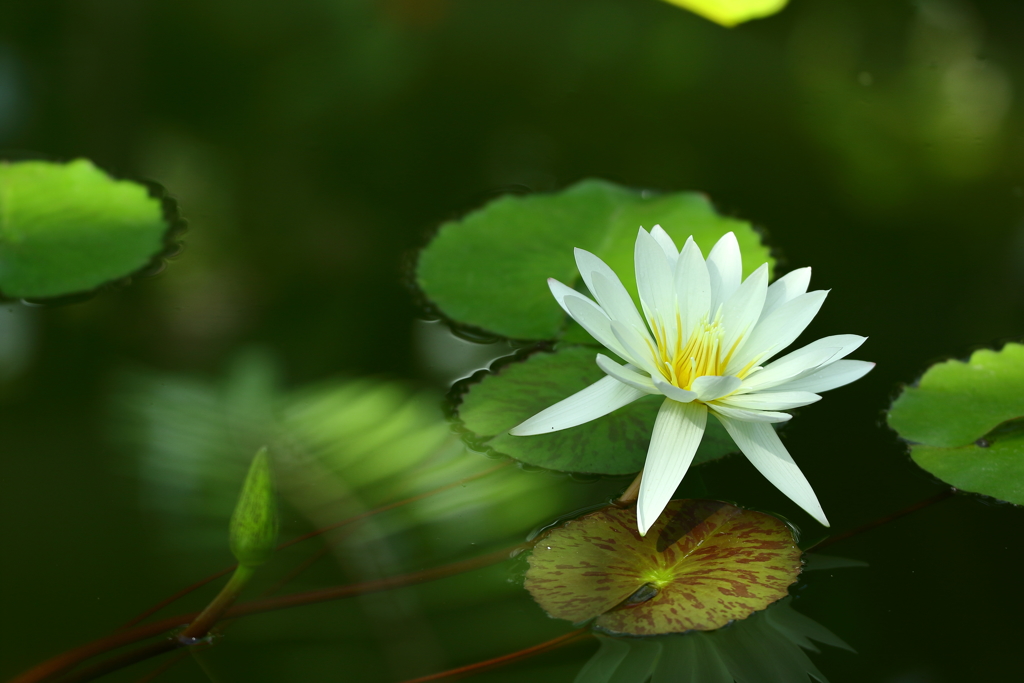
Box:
(577, 598, 852, 683)
(789, 0, 1014, 210)
(115, 348, 576, 574)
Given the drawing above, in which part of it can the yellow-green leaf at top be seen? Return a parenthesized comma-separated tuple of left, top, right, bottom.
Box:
(660, 0, 789, 27)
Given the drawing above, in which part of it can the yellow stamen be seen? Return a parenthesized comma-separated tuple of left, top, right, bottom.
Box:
(647, 312, 755, 393)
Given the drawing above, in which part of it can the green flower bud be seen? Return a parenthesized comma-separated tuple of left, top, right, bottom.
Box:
(229, 447, 279, 567)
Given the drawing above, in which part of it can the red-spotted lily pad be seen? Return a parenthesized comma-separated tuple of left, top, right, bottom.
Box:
(524, 499, 801, 635)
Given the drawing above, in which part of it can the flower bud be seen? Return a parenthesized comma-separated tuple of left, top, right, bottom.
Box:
(229, 447, 279, 567)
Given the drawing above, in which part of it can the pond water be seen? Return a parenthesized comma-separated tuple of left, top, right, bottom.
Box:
(2, 1, 1024, 682)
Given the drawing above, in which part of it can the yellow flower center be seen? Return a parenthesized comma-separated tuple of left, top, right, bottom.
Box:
(646, 312, 756, 390)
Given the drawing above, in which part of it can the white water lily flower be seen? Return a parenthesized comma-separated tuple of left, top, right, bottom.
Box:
(509, 226, 873, 535)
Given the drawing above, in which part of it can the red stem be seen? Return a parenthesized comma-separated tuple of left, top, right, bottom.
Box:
(131, 651, 191, 683)
(10, 543, 530, 683)
(397, 629, 590, 683)
(808, 487, 956, 551)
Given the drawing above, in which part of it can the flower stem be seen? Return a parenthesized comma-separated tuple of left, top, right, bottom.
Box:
(615, 470, 643, 505)
(176, 565, 255, 643)
(806, 487, 957, 552)
(396, 629, 590, 683)
(11, 543, 530, 683)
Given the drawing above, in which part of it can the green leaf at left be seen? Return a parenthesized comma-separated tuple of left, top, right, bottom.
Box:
(887, 342, 1024, 504)
(0, 158, 172, 299)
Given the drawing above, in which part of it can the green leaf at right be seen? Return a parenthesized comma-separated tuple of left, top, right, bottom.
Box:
(0, 158, 173, 299)
(455, 345, 736, 475)
(887, 342, 1024, 504)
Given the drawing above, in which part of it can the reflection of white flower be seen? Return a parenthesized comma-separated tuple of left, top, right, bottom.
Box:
(510, 227, 873, 535)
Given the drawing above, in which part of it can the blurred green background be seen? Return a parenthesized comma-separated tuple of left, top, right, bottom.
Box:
(1, 0, 1023, 681)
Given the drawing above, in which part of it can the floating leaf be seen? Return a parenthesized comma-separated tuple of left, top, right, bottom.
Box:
(456, 346, 735, 475)
(525, 499, 801, 635)
(887, 343, 1024, 504)
(417, 179, 770, 341)
(0, 158, 175, 299)
(659, 1, 789, 28)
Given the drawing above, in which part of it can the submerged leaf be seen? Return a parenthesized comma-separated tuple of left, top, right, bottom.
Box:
(456, 346, 735, 474)
(417, 179, 770, 341)
(525, 499, 801, 635)
(575, 598, 849, 683)
(887, 343, 1024, 504)
(0, 159, 174, 299)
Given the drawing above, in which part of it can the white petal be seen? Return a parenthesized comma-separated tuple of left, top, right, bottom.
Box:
(574, 249, 648, 334)
(729, 290, 829, 372)
(715, 416, 829, 526)
(742, 334, 866, 391)
(737, 346, 839, 391)
(789, 334, 867, 365)
(547, 277, 594, 317)
(772, 360, 875, 393)
(635, 229, 678, 342)
(717, 391, 822, 411)
(709, 404, 792, 423)
(610, 320, 663, 378)
(675, 237, 710, 334)
(596, 354, 659, 394)
(652, 377, 698, 403)
(649, 225, 680, 266)
(509, 376, 648, 436)
(690, 375, 742, 401)
(719, 263, 768, 360)
(761, 267, 811, 321)
(559, 291, 630, 361)
(706, 232, 742, 314)
(636, 400, 708, 535)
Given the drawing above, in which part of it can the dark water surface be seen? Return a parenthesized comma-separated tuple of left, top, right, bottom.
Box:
(2, 1, 1024, 681)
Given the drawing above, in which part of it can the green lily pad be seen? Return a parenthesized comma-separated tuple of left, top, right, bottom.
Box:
(0, 158, 174, 299)
(908, 427, 1024, 506)
(525, 499, 801, 635)
(455, 345, 736, 475)
(887, 343, 1024, 504)
(417, 179, 771, 341)
(660, 1, 789, 28)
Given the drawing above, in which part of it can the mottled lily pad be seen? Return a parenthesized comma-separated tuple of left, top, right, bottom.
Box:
(456, 346, 736, 475)
(417, 179, 771, 341)
(0, 158, 174, 299)
(525, 499, 801, 635)
(887, 343, 1024, 504)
